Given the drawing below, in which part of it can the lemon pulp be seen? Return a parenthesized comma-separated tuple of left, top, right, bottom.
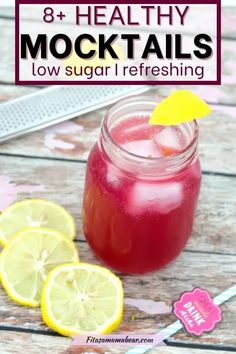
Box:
(41, 263, 123, 336)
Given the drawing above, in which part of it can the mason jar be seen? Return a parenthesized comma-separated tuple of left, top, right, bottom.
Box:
(82, 95, 201, 274)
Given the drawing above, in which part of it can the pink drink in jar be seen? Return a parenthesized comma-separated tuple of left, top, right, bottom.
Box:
(83, 95, 201, 274)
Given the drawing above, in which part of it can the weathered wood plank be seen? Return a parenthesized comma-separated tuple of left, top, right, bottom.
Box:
(222, 8, 236, 39)
(0, 330, 70, 354)
(150, 348, 232, 354)
(0, 330, 232, 354)
(0, 18, 14, 84)
(0, 241, 235, 347)
(0, 152, 236, 351)
(0, 155, 235, 254)
(0, 101, 235, 175)
(0, 147, 235, 348)
(151, 349, 231, 354)
(198, 103, 236, 174)
(1, 82, 236, 107)
(0, 8, 235, 354)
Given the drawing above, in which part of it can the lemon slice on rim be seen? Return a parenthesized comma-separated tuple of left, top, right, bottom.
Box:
(0, 227, 79, 307)
(149, 90, 212, 126)
(41, 263, 124, 336)
(0, 199, 76, 246)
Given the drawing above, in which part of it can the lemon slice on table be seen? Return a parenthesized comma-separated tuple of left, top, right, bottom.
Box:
(0, 227, 79, 307)
(0, 199, 76, 246)
(149, 89, 212, 126)
(41, 263, 124, 336)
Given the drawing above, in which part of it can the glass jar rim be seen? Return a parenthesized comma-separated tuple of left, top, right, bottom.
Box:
(102, 94, 199, 164)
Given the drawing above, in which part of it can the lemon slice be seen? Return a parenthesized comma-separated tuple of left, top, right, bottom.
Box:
(0, 199, 76, 246)
(149, 90, 212, 126)
(41, 263, 124, 336)
(0, 227, 79, 307)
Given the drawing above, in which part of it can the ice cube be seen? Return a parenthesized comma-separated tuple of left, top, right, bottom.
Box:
(121, 140, 162, 158)
(128, 182, 183, 214)
(154, 126, 183, 156)
(106, 165, 121, 187)
(112, 118, 151, 144)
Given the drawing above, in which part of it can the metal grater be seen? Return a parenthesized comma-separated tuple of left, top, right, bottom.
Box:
(0, 85, 150, 143)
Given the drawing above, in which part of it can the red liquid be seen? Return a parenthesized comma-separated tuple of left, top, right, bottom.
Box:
(83, 116, 201, 274)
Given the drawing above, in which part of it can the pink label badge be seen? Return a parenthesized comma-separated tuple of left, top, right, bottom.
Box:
(173, 288, 222, 336)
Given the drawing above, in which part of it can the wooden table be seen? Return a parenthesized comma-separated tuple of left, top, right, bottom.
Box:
(0, 6, 236, 354)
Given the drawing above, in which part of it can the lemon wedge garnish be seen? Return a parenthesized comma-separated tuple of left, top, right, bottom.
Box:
(149, 90, 212, 126)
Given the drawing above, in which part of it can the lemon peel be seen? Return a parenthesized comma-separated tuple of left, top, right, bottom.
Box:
(41, 263, 123, 336)
(0, 199, 76, 246)
(0, 227, 79, 307)
(149, 90, 212, 126)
